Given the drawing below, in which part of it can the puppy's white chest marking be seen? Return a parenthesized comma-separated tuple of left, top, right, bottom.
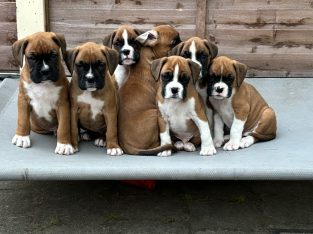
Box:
(209, 97, 234, 128)
(77, 91, 104, 120)
(114, 64, 129, 89)
(159, 98, 197, 142)
(23, 81, 61, 122)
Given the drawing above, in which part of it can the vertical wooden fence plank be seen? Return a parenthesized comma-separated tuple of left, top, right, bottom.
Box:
(16, 0, 46, 39)
(196, 0, 207, 38)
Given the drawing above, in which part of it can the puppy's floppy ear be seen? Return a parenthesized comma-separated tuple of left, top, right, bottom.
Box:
(169, 41, 184, 56)
(136, 30, 158, 46)
(103, 31, 116, 48)
(52, 33, 67, 60)
(233, 60, 247, 87)
(102, 46, 119, 75)
(12, 38, 28, 68)
(187, 59, 201, 84)
(203, 39, 218, 60)
(151, 57, 168, 81)
(64, 48, 79, 74)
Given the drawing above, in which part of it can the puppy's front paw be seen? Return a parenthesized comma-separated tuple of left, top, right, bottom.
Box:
(223, 140, 240, 151)
(55, 143, 74, 155)
(107, 148, 123, 156)
(239, 136, 255, 149)
(213, 137, 224, 148)
(157, 150, 172, 157)
(174, 141, 184, 150)
(94, 138, 106, 147)
(12, 134, 31, 148)
(200, 145, 216, 156)
(184, 142, 196, 152)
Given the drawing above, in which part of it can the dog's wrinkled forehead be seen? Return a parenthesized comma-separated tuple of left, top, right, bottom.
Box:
(210, 57, 236, 77)
(162, 57, 191, 76)
(25, 34, 60, 55)
(75, 43, 106, 63)
(114, 26, 138, 41)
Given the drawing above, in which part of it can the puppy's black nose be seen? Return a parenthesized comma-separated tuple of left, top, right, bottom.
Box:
(216, 86, 224, 93)
(87, 78, 95, 84)
(40, 69, 49, 76)
(171, 87, 179, 95)
(122, 49, 130, 56)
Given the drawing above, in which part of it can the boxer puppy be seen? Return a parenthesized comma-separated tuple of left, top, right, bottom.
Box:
(103, 25, 142, 89)
(65, 42, 122, 155)
(152, 56, 216, 156)
(118, 25, 181, 155)
(170, 37, 218, 130)
(11, 32, 74, 155)
(208, 56, 277, 150)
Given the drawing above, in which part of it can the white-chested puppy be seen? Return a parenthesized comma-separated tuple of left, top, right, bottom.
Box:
(170, 37, 218, 129)
(103, 25, 142, 89)
(208, 56, 277, 150)
(152, 56, 216, 156)
(11, 32, 74, 155)
(65, 42, 123, 156)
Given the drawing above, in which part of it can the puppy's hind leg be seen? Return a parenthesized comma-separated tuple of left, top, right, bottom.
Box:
(250, 107, 277, 142)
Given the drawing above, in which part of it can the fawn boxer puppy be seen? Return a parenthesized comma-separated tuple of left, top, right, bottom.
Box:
(118, 25, 181, 155)
(152, 56, 216, 156)
(103, 25, 142, 89)
(65, 42, 123, 155)
(11, 32, 74, 155)
(170, 37, 218, 129)
(208, 56, 277, 150)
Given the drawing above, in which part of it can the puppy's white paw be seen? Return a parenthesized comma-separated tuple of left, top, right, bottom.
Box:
(223, 140, 240, 151)
(107, 148, 123, 156)
(157, 150, 172, 157)
(174, 141, 184, 150)
(213, 137, 224, 148)
(12, 135, 31, 148)
(184, 142, 196, 152)
(200, 145, 216, 156)
(81, 132, 92, 141)
(55, 143, 74, 155)
(94, 138, 106, 147)
(239, 136, 255, 149)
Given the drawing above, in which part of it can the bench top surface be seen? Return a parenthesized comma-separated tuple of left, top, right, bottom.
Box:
(0, 78, 312, 180)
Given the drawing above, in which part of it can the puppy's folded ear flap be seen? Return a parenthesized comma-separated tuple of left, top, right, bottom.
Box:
(103, 31, 116, 48)
(136, 30, 158, 46)
(169, 41, 184, 56)
(52, 33, 67, 60)
(188, 59, 201, 84)
(203, 40, 218, 60)
(64, 48, 79, 74)
(12, 38, 28, 68)
(233, 61, 247, 87)
(102, 47, 119, 75)
(151, 57, 168, 81)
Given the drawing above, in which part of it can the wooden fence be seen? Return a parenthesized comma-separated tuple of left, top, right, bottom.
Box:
(1, 0, 313, 77)
(0, 0, 17, 71)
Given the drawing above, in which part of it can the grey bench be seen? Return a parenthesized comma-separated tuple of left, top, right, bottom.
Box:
(0, 78, 312, 180)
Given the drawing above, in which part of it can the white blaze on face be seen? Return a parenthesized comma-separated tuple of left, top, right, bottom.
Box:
(164, 64, 184, 99)
(42, 60, 49, 71)
(189, 40, 202, 77)
(121, 29, 135, 64)
(212, 64, 229, 99)
(86, 65, 93, 79)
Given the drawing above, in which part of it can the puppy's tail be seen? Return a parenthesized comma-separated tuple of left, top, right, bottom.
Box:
(125, 144, 174, 156)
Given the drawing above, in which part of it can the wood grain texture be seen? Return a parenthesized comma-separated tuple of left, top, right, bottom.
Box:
(46, 0, 313, 77)
(0, 1, 17, 71)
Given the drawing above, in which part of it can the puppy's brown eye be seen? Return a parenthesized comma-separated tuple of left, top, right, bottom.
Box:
(114, 40, 122, 47)
(27, 55, 36, 61)
(75, 61, 84, 68)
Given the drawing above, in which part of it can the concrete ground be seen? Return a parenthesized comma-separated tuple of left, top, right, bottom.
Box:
(0, 181, 313, 233)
